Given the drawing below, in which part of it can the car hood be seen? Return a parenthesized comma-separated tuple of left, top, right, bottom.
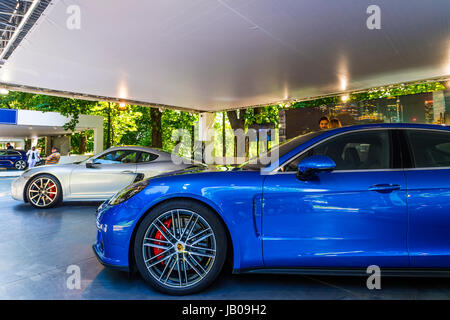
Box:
(22, 163, 79, 176)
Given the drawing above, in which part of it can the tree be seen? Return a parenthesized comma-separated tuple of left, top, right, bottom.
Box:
(161, 109, 198, 154)
(150, 108, 163, 148)
(226, 110, 246, 157)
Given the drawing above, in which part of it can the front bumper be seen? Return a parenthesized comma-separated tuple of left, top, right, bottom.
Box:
(92, 244, 129, 272)
(93, 199, 144, 271)
(11, 175, 28, 202)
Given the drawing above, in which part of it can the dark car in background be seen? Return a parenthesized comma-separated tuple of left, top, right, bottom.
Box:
(0, 149, 27, 170)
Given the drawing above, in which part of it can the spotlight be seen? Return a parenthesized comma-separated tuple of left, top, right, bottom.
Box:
(341, 95, 349, 102)
(118, 102, 128, 111)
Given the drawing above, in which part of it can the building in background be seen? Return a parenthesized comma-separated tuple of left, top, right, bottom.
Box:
(0, 109, 103, 158)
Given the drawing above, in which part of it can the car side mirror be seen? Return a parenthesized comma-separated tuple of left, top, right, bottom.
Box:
(86, 160, 100, 169)
(297, 155, 336, 181)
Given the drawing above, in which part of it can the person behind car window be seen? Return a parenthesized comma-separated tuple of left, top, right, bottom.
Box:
(45, 147, 61, 165)
(318, 117, 329, 130)
(105, 153, 116, 161)
(328, 118, 342, 129)
(26, 146, 41, 168)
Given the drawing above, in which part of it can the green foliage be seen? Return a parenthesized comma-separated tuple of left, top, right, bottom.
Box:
(70, 131, 94, 154)
(89, 102, 141, 147)
(0, 80, 446, 155)
(161, 110, 198, 152)
(243, 105, 280, 126)
(290, 96, 338, 108)
(351, 82, 446, 101)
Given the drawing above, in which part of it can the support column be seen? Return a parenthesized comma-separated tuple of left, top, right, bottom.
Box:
(51, 135, 71, 156)
(45, 136, 52, 156)
(93, 127, 104, 155)
(433, 90, 446, 124)
(198, 112, 215, 164)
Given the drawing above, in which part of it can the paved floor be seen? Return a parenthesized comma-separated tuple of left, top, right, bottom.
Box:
(2, 177, 450, 300)
(0, 169, 22, 178)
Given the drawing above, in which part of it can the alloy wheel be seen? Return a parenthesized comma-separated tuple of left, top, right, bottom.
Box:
(142, 209, 217, 288)
(15, 160, 26, 170)
(27, 177, 58, 208)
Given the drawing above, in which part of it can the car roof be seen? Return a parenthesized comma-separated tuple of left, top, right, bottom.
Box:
(263, 123, 450, 172)
(100, 146, 171, 158)
(326, 122, 450, 132)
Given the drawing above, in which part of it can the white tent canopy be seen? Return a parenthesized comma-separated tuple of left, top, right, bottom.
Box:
(0, 0, 449, 112)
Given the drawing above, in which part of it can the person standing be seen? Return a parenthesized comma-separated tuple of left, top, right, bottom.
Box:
(45, 147, 61, 165)
(26, 146, 41, 168)
(6, 143, 13, 149)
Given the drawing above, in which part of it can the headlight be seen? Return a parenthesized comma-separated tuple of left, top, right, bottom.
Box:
(109, 180, 149, 206)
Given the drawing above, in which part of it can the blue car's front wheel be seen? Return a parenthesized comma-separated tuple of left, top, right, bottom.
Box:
(134, 200, 227, 295)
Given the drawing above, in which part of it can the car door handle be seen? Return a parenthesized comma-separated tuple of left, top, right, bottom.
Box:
(121, 170, 135, 174)
(368, 184, 401, 193)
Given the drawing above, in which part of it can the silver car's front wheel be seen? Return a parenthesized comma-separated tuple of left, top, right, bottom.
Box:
(26, 175, 62, 208)
(14, 160, 27, 170)
(134, 200, 227, 295)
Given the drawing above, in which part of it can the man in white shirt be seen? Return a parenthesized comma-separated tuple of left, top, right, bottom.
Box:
(26, 146, 41, 168)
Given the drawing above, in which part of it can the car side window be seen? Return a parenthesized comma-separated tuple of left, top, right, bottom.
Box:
(94, 150, 138, 164)
(6, 151, 19, 156)
(407, 130, 450, 168)
(0, 150, 7, 156)
(138, 152, 159, 163)
(284, 130, 391, 171)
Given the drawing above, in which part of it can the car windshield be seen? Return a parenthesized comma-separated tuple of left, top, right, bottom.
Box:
(240, 131, 324, 170)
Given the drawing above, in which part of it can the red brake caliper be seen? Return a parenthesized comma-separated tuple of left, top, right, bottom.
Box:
(47, 182, 56, 199)
(154, 218, 172, 265)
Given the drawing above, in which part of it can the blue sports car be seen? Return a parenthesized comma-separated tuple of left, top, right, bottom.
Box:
(0, 149, 28, 170)
(94, 123, 450, 295)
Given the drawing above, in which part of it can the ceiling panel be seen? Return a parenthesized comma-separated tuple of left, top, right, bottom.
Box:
(0, 0, 449, 111)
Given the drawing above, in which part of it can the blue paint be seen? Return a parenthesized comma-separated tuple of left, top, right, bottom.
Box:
(94, 123, 450, 274)
(0, 109, 17, 125)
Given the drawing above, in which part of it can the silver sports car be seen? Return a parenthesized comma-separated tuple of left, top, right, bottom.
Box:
(11, 146, 198, 208)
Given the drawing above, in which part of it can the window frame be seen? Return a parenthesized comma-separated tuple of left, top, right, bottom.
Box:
(403, 128, 450, 170)
(137, 151, 159, 163)
(6, 151, 20, 156)
(94, 149, 139, 164)
(274, 128, 398, 174)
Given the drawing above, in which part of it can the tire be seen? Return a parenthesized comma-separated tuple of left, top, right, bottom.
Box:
(134, 200, 227, 295)
(26, 174, 62, 209)
(14, 160, 27, 170)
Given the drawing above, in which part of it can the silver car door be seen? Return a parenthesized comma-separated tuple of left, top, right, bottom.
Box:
(70, 150, 138, 199)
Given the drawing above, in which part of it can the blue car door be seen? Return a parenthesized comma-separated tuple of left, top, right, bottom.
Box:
(404, 129, 450, 267)
(262, 129, 408, 268)
(7, 150, 20, 165)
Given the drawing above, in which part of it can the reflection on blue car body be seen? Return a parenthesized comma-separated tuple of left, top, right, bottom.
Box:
(93, 123, 450, 295)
